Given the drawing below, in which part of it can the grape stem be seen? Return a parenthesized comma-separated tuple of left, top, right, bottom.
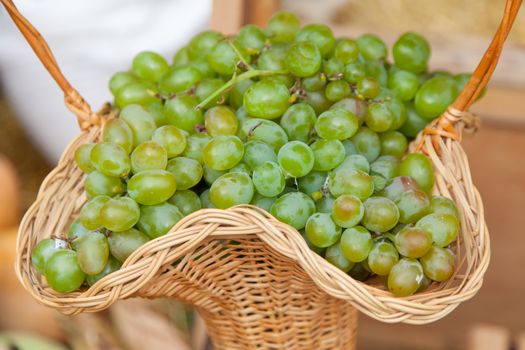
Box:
(227, 41, 254, 71)
(195, 69, 288, 110)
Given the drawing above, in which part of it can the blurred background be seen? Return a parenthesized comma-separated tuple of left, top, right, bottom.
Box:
(0, 0, 524, 349)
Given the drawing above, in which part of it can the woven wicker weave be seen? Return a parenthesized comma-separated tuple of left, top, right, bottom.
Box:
(2, 0, 521, 348)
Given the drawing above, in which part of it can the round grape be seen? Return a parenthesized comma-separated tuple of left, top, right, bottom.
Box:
(362, 197, 399, 232)
(209, 172, 254, 209)
(127, 170, 177, 205)
(315, 108, 359, 140)
(277, 141, 314, 178)
(340, 226, 372, 262)
(270, 192, 315, 230)
(202, 135, 244, 171)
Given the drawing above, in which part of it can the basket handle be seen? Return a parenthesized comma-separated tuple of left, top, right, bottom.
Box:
(0, 0, 100, 130)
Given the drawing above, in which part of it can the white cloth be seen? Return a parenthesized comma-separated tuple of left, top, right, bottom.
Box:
(0, 0, 211, 163)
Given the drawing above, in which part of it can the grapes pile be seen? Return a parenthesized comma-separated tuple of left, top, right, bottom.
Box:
(32, 11, 469, 296)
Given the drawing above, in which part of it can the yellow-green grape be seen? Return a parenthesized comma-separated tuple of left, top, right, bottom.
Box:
(365, 102, 393, 132)
(130, 141, 167, 173)
(109, 71, 138, 96)
(388, 69, 420, 101)
(296, 23, 335, 57)
(84, 171, 125, 198)
(164, 95, 203, 133)
(86, 256, 122, 286)
(302, 73, 326, 92)
(114, 81, 159, 108)
(331, 194, 364, 228)
(415, 76, 458, 120)
(302, 90, 332, 115)
(131, 51, 169, 82)
(379, 131, 408, 158)
(168, 190, 202, 215)
(325, 242, 355, 272)
(74, 143, 95, 173)
(202, 135, 244, 171)
(200, 189, 215, 208)
(394, 226, 432, 258)
(235, 24, 267, 56)
(182, 133, 211, 163)
(75, 231, 109, 275)
(79, 196, 111, 230)
(367, 241, 399, 276)
(340, 226, 373, 262)
(103, 119, 134, 154)
(242, 141, 277, 172)
(229, 79, 254, 109)
(335, 38, 359, 64)
(108, 228, 150, 262)
(336, 154, 370, 173)
(203, 165, 226, 185)
(277, 141, 314, 178)
(350, 127, 381, 163)
(330, 98, 367, 126)
(316, 195, 335, 214)
(68, 219, 91, 241)
(280, 103, 317, 143)
(416, 213, 460, 247)
(399, 102, 428, 138)
(362, 197, 399, 233)
(90, 143, 130, 178)
(285, 42, 322, 77)
(166, 157, 203, 190)
(152, 125, 187, 158)
(204, 106, 238, 136)
(251, 192, 277, 212)
(127, 170, 177, 205)
(270, 192, 315, 230)
(370, 155, 400, 180)
(241, 118, 288, 152)
(146, 102, 168, 127)
(300, 230, 325, 255)
(32, 238, 68, 274)
(399, 153, 434, 193)
(44, 250, 85, 293)
(99, 197, 140, 232)
(297, 171, 326, 198)
(356, 77, 380, 99)
(208, 40, 250, 76)
(315, 109, 358, 140)
(243, 80, 291, 120)
(328, 166, 374, 200)
(158, 66, 202, 95)
(393, 32, 430, 74)
(357, 33, 387, 61)
(230, 161, 256, 174)
(187, 31, 224, 59)
(311, 139, 345, 171)
(429, 196, 459, 219)
(305, 213, 341, 248)
(420, 246, 455, 282)
(394, 189, 430, 224)
(137, 202, 183, 239)
(325, 81, 350, 102)
(266, 11, 301, 43)
(252, 161, 285, 197)
(119, 105, 156, 147)
(379, 176, 420, 201)
(195, 78, 229, 108)
(387, 258, 424, 296)
(209, 172, 254, 209)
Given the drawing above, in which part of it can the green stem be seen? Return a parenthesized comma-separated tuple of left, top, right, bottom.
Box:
(195, 69, 289, 110)
(227, 41, 254, 71)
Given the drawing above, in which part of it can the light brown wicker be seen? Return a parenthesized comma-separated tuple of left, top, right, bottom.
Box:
(2, 0, 522, 348)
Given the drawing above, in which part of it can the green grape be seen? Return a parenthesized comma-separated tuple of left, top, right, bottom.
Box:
(130, 141, 167, 173)
(325, 242, 354, 272)
(90, 143, 130, 178)
(266, 11, 301, 43)
(68, 219, 91, 241)
(146, 102, 167, 127)
(137, 202, 183, 239)
(305, 213, 341, 248)
(394, 226, 432, 258)
(86, 256, 121, 286)
(188, 59, 215, 79)
(167, 157, 203, 190)
(367, 241, 398, 276)
(164, 95, 204, 133)
(393, 32, 430, 74)
(296, 24, 335, 57)
(44, 250, 85, 293)
(256, 45, 292, 87)
(252, 161, 285, 197)
(84, 171, 125, 198)
(337, 154, 370, 173)
(159, 66, 202, 95)
(285, 42, 322, 77)
(251, 193, 277, 212)
(302, 73, 326, 92)
(335, 38, 359, 64)
(340, 226, 372, 262)
(387, 258, 424, 296)
(168, 190, 202, 215)
(131, 51, 169, 82)
(205, 106, 238, 136)
(323, 58, 344, 76)
(328, 166, 374, 200)
(380, 92, 407, 131)
(103, 119, 134, 154)
(356, 77, 380, 99)
(172, 46, 190, 67)
(429, 196, 459, 219)
(303, 90, 333, 115)
(127, 170, 177, 205)
(350, 127, 381, 162)
(330, 98, 367, 126)
(370, 155, 399, 180)
(114, 81, 159, 108)
(364, 60, 388, 86)
(342, 139, 357, 156)
(229, 79, 254, 109)
(182, 133, 211, 163)
(203, 165, 226, 185)
(316, 194, 335, 213)
(195, 78, 228, 108)
(344, 61, 366, 84)
(270, 192, 315, 230)
(379, 131, 407, 158)
(388, 69, 420, 101)
(235, 24, 266, 55)
(79, 196, 111, 230)
(277, 141, 314, 177)
(394, 189, 430, 224)
(357, 34, 387, 61)
(399, 102, 428, 138)
(120, 104, 157, 146)
(188, 31, 224, 59)
(280, 103, 317, 142)
(108, 228, 150, 262)
(202, 135, 244, 171)
(365, 102, 393, 132)
(349, 261, 371, 281)
(243, 80, 290, 120)
(325, 81, 350, 102)
(75, 231, 109, 275)
(32, 238, 68, 274)
(414, 76, 458, 119)
(399, 153, 434, 193)
(298, 171, 326, 197)
(208, 40, 249, 76)
(230, 162, 252, 173)
(420, 246, 455, 282)
(109, 71, 138, 95)
(209, 172, 254, 209)
(242, 140, 277, 171)
(200, 189, 215, 208)
(416, 213, 459, 247)
(362, 197, 399, 232)
(331, 194, 364, 228)
(372, 174, 388, 192)
(74, 143, 95, 173)
(315, 108, 358, 140)
(99, 197, 140, 232)
(379, 176, 420, 201)
(311, 139, 345, 171)
(152, 125, 187, 158)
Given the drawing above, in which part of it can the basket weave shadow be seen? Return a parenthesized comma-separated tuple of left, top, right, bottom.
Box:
(3, 0, 521, 348)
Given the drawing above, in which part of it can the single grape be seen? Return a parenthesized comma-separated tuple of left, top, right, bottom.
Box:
(328, 166, 374, 200)
(137, 202, 183, 239)
(370, 155, 399, 180)
(416, 213, 460, 247)
(241, 118, 288, 152)
(365, 102, 393, 132)
(79, 196, 111, 230)
(203, 106, 238, 137)
(172, 46, 190, 67)
(74, 143, 95, 173)
(68, 219, 91, 241)
(159, 66, 201, 95)
(131, 51, 169, 82)
(399, 102, 428, 138)
(303, 90, 333, 115)
(325, 242, 355, 272)
(357, 33, 387, 61)
(420, 246, 455, 282)
(399, 153, 434, 193)
(362, 197, 399, 232)
(330, 98, 367, 125)
(280, 103, 317, 142)
(243, 80, 290, 119)
(168, 190, 202, 215)
(114, 81, 159, 108)
(295, 24, 335, 57)
(340, 226, 372, 262)
(167, 157, 203, 190)
(315, 108, 359, 140)
(164, 95, 204, 133)
(394, 189, 430, 224)
(252, 161, 285, 197)
(235, 24, 266, 55)
(152, 125, 187, 158)
(103, 119, 134, 154)
(119, 104, 157, 146)
(325, 81, 350, 102)
(335, 38, 359, 64)
(285, 42, 322, 77)
(182, 133, 211, 163)
(146, 102, 167, 127)
(387, 258, 424, 296)
(336, 154, 370, 173)
(99, 197, 140, 232)
(90, 143, 130, 178)
(302, 73, 326, 92)
(414, 76, 458, 120)
(202, 135, 244, 171)
(242, 140, 277, 172)
(32, 238, 68, 274)
(323, 58, 344, 76)
(229, 79, 254, 109)
(256, 45, 293, 87)
(271, 192, 315, 230)
(108, 228, 150, 262)
(130, 141, 167, 173)
(266, 11, 301, 42)
(188, 31, 224, 59)
(44, 250, 85, 293)
(331, 194, 364, 228)
(209, 172, 254, 209)
(84, 171, 125, 198)
(368, 241, 399, 276)
(305, 213, 341, 248)
(311, 139, 345, 171)
(86, 256, 122, 286)
(75, 231, 109, 275)
(277, 141, 314, 178)
(393, 32, 431, 74)
(395, 226, 432, 258)
(356, 77, 380, 99)
(429, 196, 459, 219)
(127, 170, 177, 205)
(195, 78, 229, 108)
(388, 69, 420, 101)
(350, 127, 381, 162)
(298, 171, 326, 197)
(379, 131, 407, 158)
(344, 61, 366, 84)
(200, 189, 215, 208)
(188, 59, 215, 79)
(109, 71, 137, 95)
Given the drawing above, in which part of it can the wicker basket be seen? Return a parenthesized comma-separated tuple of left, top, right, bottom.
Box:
(3, 0, 522, 348)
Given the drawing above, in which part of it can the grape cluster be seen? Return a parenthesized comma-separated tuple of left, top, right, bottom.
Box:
(32, 11, 469, 296)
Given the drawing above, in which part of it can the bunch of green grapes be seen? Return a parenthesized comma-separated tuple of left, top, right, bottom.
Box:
(32, 11, 472, 296)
